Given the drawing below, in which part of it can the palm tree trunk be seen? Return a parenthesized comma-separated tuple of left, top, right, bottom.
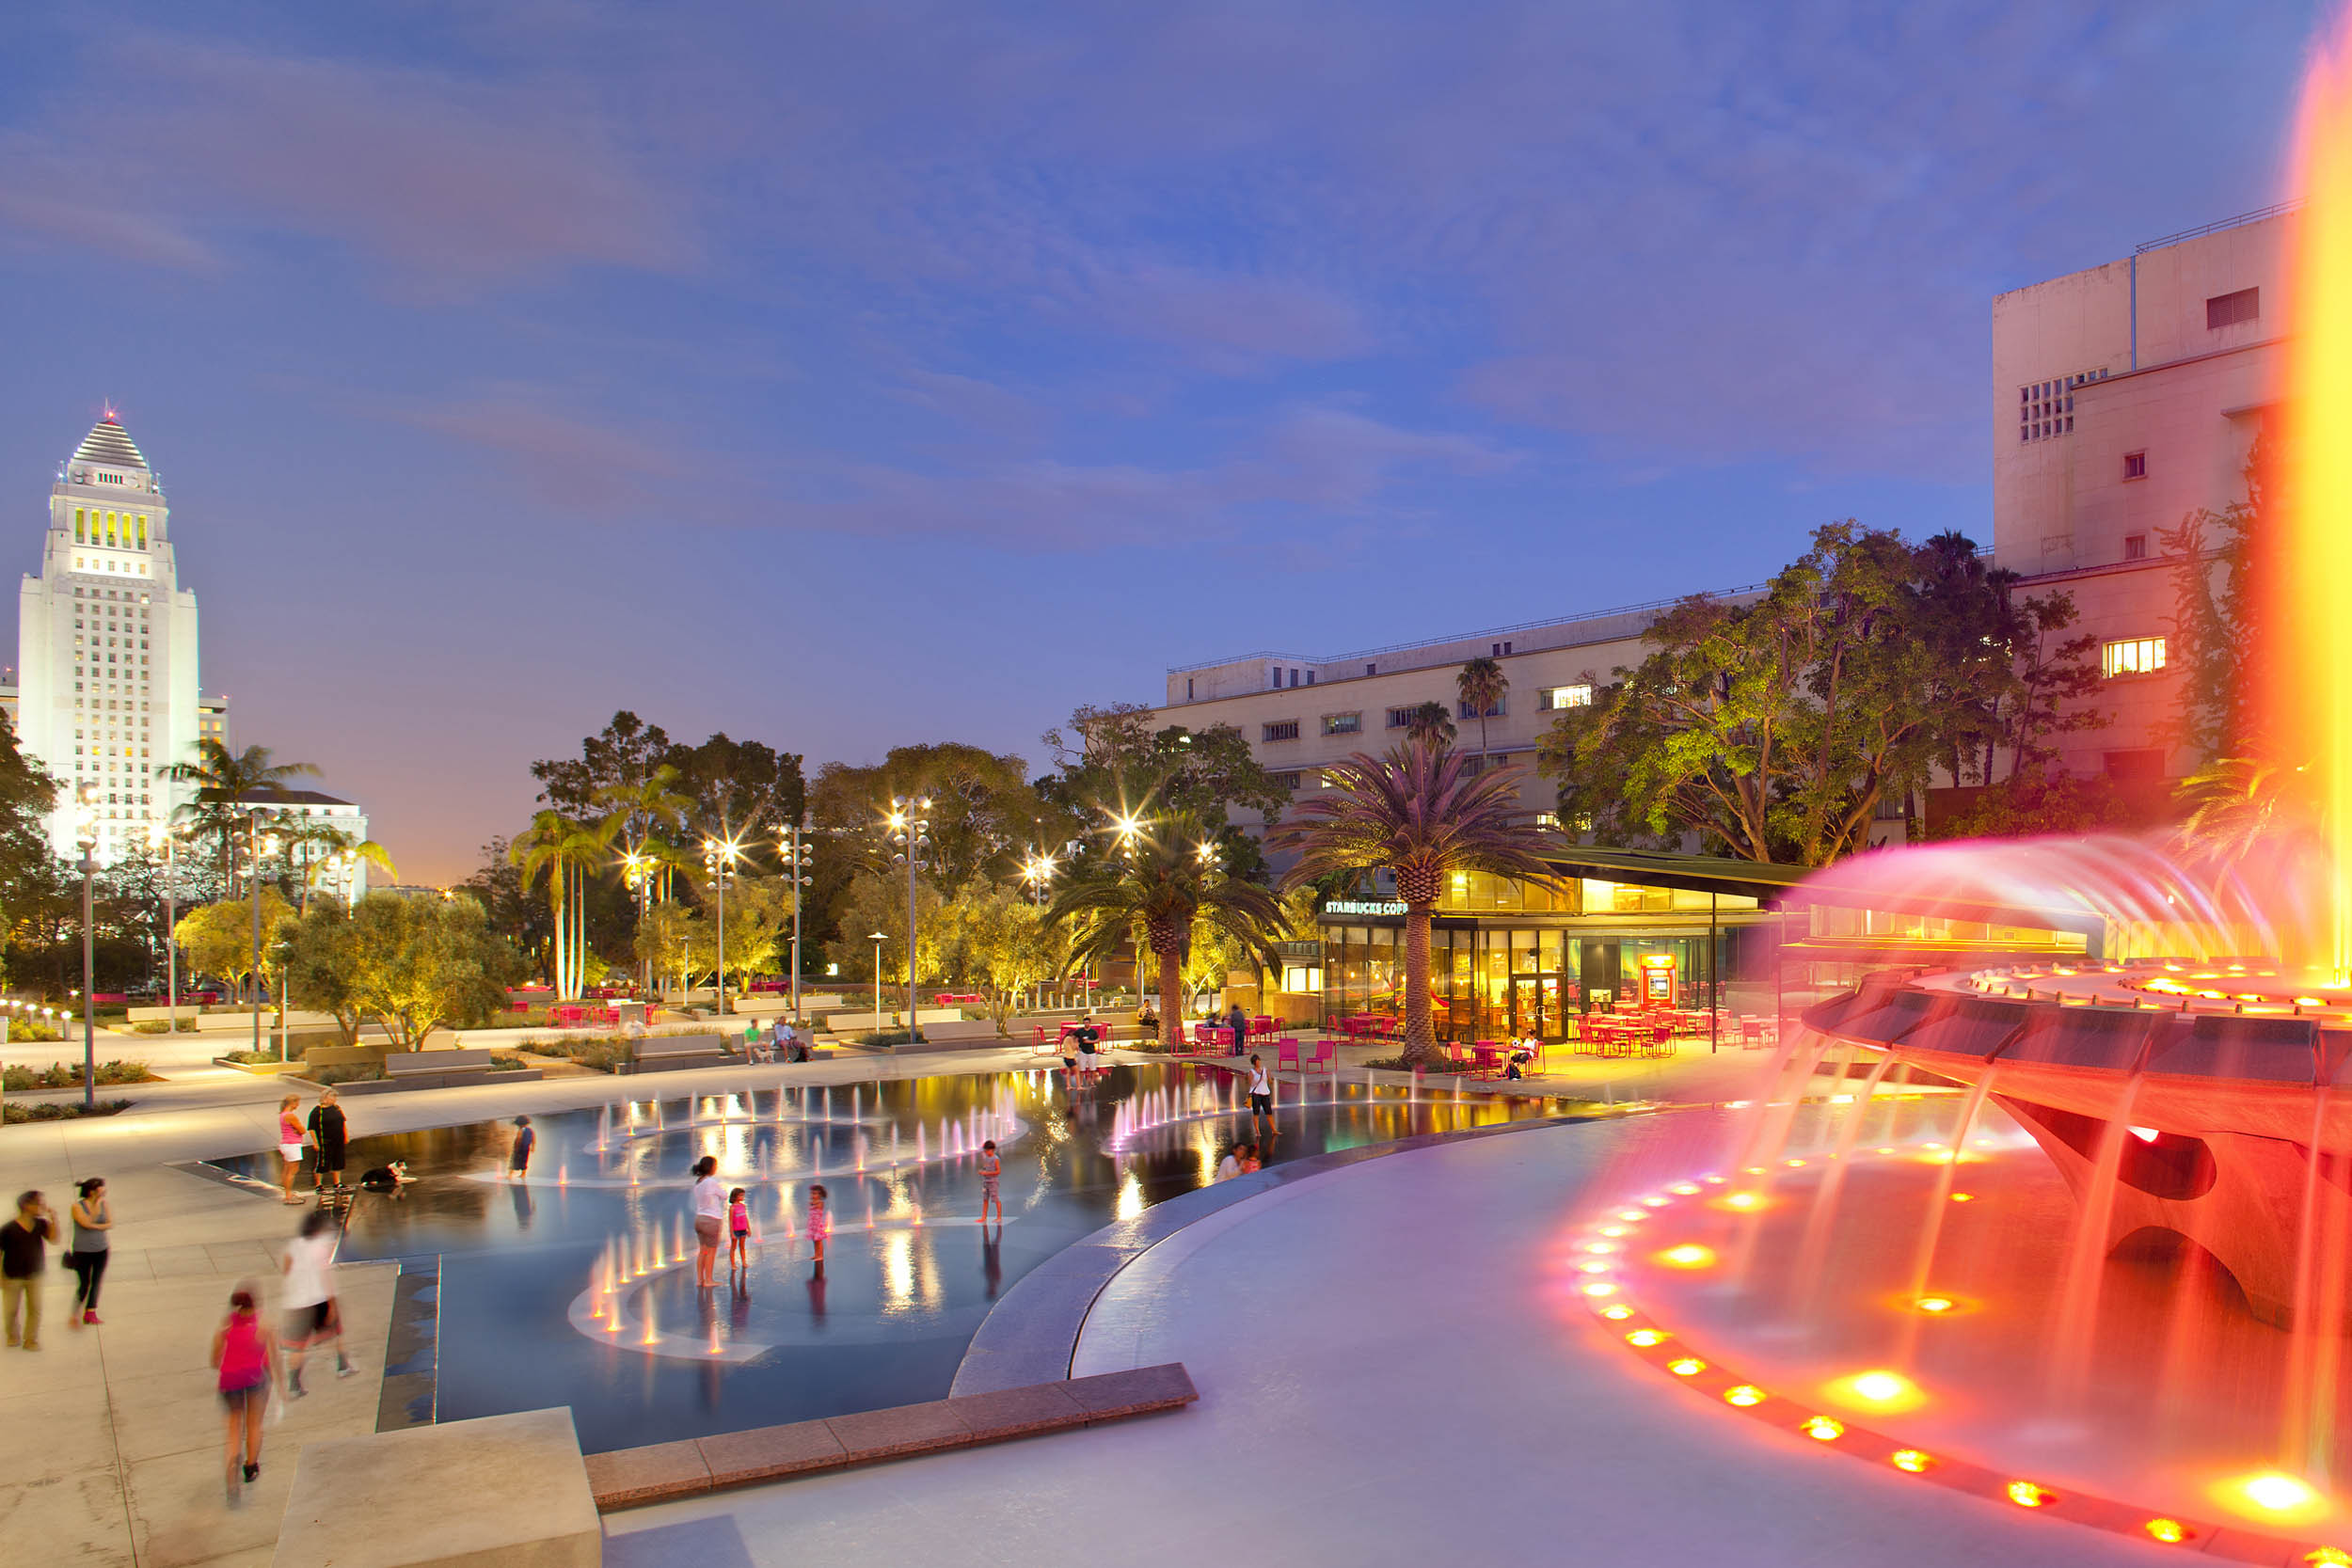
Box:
(1402, 904, 1434, 1067)
(1156, 934, 1185, 1049)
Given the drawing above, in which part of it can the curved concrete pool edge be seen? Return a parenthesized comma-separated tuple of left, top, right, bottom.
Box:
(948, 1110, 1597, 1396)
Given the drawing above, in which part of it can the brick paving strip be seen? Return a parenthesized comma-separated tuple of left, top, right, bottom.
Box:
(584, 1362, 1198, 1509)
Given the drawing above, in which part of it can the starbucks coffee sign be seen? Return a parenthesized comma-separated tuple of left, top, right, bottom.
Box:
(1323, 898, 1406, 917)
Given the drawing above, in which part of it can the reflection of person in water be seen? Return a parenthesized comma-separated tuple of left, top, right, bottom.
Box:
(507, 1181, 533, 1228)
(981, 1228, 1002, 1299)
(806, 1263, 826, 1322)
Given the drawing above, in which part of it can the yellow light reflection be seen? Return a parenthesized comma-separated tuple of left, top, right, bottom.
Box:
(1828, 1369, 1924, 1413)
(2214, 1471, 2329, 1526)
(1656, 1243, 1717, 1270)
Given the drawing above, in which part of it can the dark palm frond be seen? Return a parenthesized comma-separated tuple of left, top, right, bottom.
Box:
(1267, 740, 1552, 899)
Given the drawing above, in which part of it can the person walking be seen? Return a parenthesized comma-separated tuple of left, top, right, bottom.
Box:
(68, 1177, 111, 1326)
(691, 1156, 725, 1288)
(212, 1284, 278, 1504)
(306, 1089, 348, 1196)
(281, 1209, 352, 1395)
(1, 1190, 56, 1350)
(276, 1095, 308, 1204)
(507, 1116, 535, 1180)
(1248, 1053, 1275, 1140)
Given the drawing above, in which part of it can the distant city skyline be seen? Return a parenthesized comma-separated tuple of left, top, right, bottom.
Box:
(0, 2, 2328, 883)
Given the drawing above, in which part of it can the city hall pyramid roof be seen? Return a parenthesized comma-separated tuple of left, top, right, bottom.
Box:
(72, 415, 149, 471)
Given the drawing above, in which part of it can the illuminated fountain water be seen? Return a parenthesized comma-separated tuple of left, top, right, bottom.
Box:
(1564, 26, 2352, 1554)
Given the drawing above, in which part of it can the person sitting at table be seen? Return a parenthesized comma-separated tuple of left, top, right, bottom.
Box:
(1506, 1031, 1539, 1080)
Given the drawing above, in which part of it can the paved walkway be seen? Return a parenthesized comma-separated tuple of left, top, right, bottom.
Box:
(601, 1119, 2146, 1568)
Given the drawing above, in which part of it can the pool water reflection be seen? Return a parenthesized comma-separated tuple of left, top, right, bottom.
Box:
(222, 1062, 1556, 1452)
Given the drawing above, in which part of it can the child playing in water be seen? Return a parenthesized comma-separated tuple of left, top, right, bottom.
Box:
(808, 1183, 830, 1264)
(977, 1140, 1001, 1226)
(727, 1187, 750, 1272)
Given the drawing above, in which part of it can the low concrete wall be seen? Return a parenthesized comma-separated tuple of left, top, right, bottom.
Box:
(276, 1406, 599, 1567)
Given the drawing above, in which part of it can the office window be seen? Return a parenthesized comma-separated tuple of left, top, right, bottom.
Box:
(1537, 684, 1594, 711)
(1385, 706, 1418, 730)
(1365, 663, 1376, 676)
(1185, 678, 1194, 700)
(1262, 721, 1300, 742)
(1321, 712, 1362, 736)
(2124, 451, 2147, 481)
(1457, 698, 1504, 720)
(1269, 664, 1280, 689)
(2207, 287, 2260, 330)
(2101, 637, 2167, 678)
(1269, 771, 1302, 790)
(2123, 534, 2148, 562)
(1306, 671, 1315, 685)
(1289, 669, 1300, 688)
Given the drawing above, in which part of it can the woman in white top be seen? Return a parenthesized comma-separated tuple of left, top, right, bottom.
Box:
(1247, 1053, 1275, 1140)
(691, 1156, 726, 1287)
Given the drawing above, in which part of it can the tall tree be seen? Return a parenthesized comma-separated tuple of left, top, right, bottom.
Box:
(1268, 739, 1553, 1067)
(1045, 808, 1287, 1049)
(1455, 657, 1507, 759)
(511, 810, 617, 998)
(1404, 701, 1456, 748)
(160, 740, 318, 895)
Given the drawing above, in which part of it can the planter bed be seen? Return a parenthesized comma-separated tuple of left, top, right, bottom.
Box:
(287, 1067, 544, 1095)
(215, 1055, 304, 1074)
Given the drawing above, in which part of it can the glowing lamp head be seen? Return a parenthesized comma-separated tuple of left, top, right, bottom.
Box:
(1835, 1369, 1922, 1411)
(1641, 1196, 1669, 1208)
(1576, 1260, 1612, 1275)
(1801, 1417, 1843, 1442)
(1949, 1192, 1975, 1204)
(1669, 1182, 1701, 1196)
(1724, 1385, 1765, 1407)
(2007, 1481, 2057, 1510)
(2144, 1519, 2190, 1544)
(1721, 1192, 1764, 1212)
(1616, 1209, 1646, 1222)
(1581, 1281, 1619, 1298)
(1667, 1357, 1705, 1376)
(1890, 1449, 1934, 1474)
(1625, 1329, 1666, 1347)
(1657, 1243, 1716, 1270)
(1915, 1296, 1954, 1314)
(1598, 1304, 1634, 1322)
(1600, 1226, 1629, 1238)
(2225, 1471, 2326, 1521)
(2305, 1549, 2352, 1566)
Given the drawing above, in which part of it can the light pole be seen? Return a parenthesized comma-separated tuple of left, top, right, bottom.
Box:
(1021, 848, 1056, 1011)
(622, 851, 652, 998)
(148, 824, 180, 1033)
(247, 814, 278, 1060)
(888, 797, 931, 1043)
(702, 834, 741, 1016)
(777, 818, 813, 1023)
(73, 787, 96, 1108)
(869, 931, 887, 1027)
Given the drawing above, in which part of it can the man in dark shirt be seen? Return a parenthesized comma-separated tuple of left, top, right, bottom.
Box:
(2, 1190, 56, 1350)
(307, 1090, 349, 1195)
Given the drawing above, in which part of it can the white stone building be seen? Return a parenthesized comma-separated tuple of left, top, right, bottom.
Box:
(15, 415, 205, 863)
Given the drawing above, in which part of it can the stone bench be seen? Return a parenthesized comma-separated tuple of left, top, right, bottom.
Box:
(385, 1048, 498, 1076)
(585, 1362, 1197, 1509)
(620, 1033, 737, 1074)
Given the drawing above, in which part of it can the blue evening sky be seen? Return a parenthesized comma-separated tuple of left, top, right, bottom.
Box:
(0, 2, 2327, 880)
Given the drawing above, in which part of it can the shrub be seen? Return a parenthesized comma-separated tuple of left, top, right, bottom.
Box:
(2, 1060, 156, 1090)
(307, 1063, 387, 1085)
(488, 1053, 529, 1071)
(219, 1049, 285, 1065)
(3, 1099, 131, 1123)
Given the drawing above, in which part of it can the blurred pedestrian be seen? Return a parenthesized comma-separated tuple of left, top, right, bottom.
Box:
(1, 1190, 56, 1350)
(68, 1177, 111, 1326)
(507, 1116, 534, 1180)
(211, 1283, 278, 1503)
(281, 1209, 352, 1395)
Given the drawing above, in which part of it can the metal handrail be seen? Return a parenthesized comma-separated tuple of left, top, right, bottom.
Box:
(2136, 199, 2300, 254)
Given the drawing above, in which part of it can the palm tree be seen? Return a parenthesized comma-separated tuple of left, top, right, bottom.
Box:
(1456, 657, 1508, 760)
(161, 740, 319, 896)
(1268, 739, 1555, 1067)
(284, 821, 396, 912)
(1404, 701, 1456, 748)
(512, 810, 618, 998)
(1045, 811, 1288, 1048)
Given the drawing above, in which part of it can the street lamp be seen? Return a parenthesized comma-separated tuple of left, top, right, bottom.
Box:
(622, 851, 653, 998)
(702, 834, 742, 1016)
(869, 931, 887, 1027)
(73, 786, 96, 1109)
(888, 797, 931, 1043)
(247, 814, 279, 1060)
(148, 823, 181, 1033)
(776, 818, 813, 1023)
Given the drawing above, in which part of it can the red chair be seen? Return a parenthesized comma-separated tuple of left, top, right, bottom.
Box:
(1300, 1038, 1335, 1074)
(1276, 1037, 1303, 1071)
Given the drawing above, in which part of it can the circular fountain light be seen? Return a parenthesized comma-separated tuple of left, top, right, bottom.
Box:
(1581, 1281, 1620, 1298)
(1598, 1304, 1635, 1321)
(1626, 1329, 1666, 1347)
(1914, 1296, 1955, 1314)
(1702, 1175, 1726, 1184)
(1600, 1226, 1629, 1238)
(1801, 1416, 1843, 1442)
(1723, 1385, 1765, 1407)
(1577, 1260, 1613, 1275)
(1583, 1242, 1618, 1254)
(1616, 1209, 1646, 1222)
(1717, 1192, 1765, 1212)
(1784, 1158, 1806, 1167)
(2007, 1481, 2058, 1510)
(1641, 1196, 1670, 1208)
(1667, 1357, 1706, 1376)
(1890, 1449, 1935, 1474)
(1670, 1182, 1702, 1196)
(1948, 1193, 1975, 1203)
(2217, 1471, 2328, 1524)
(2306, 1548, 2352, 1566)
(1657, 1243, 1717, 1270)
(1831, 1369, 1923, 1411)
(2144, 1518, 2192, 1544)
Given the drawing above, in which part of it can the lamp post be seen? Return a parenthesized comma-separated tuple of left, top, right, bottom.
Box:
(869, 931, 887, 1027)
(72, 786, 96, 1108)
(888, 797, 931, 1042)
(1021, 848, 1056, 1012)
(622, 851, 650, 998)
(273, 939, 292, 1063)
(777, 818, 813, 1023)
(702, 835, 741, 1016)
(148, 824, 179, 1033)
(247, 814, 278, 1060)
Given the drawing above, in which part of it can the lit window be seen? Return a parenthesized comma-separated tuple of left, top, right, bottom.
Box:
(2124, 451, 2147, 481)
(2102, 637, 2167, 678)
(1539, 684, 1594, 711)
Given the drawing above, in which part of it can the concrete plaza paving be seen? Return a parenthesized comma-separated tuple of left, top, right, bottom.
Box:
(602, 1118, 2148, 1568)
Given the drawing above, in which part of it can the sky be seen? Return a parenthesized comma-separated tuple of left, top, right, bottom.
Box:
(0, 1, 2330, 884)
